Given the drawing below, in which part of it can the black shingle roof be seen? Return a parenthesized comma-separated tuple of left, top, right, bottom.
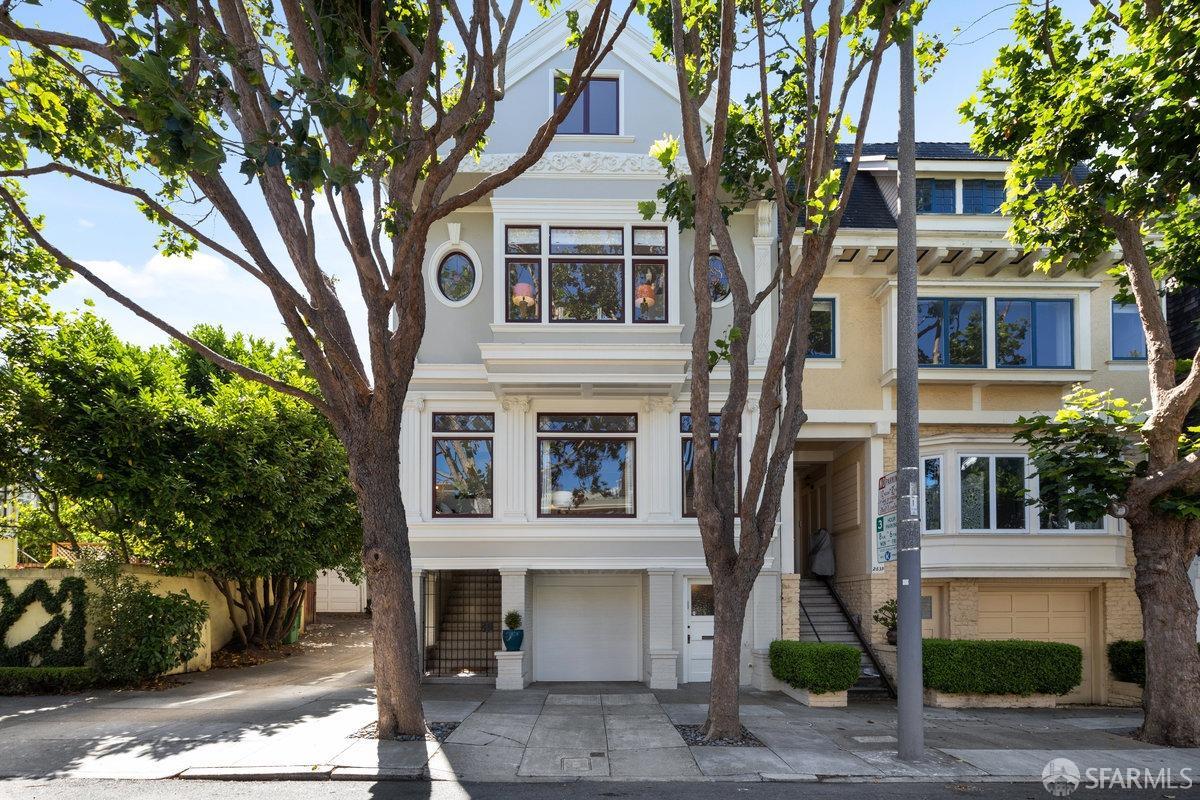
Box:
(850, 142, 1006, 161)
(841, 172, 896, 229)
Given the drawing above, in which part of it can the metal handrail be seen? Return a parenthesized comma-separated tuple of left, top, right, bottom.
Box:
(798, 594, 822, 643)
(820, 576, 897, 698)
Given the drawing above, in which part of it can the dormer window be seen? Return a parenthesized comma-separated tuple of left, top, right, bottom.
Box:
(963, 179, 1006, 214)
(916, 178, 955, 214)
(555, 74, 619, 135)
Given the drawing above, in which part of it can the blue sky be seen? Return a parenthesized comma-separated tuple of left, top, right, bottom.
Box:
(34, 1, 1095, 347)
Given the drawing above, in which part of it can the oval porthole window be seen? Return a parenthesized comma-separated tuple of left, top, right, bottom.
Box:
(707, 253, 731, 303)
(437, 252, 476, 303)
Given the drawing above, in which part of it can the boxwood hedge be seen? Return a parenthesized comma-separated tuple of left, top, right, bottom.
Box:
(0, 666, 98, 695)
(922, 639, 1082, 696)
(1108, 640, 1200, 688)
(769, 640, 861, 694)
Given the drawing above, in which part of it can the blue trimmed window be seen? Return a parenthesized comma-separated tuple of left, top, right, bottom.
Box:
(962, 179, 1006, 214)
(916, 179, 955, 214)
(807, 299, 836, 358)
(995, 299, 1074, 368)
(916, 298, 986, 367)
(1111, 301, 1147, 360)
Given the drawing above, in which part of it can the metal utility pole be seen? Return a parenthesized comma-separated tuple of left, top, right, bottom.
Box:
(895, 26, 924, 762)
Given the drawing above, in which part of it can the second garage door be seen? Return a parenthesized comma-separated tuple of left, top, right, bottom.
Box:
(534, 576, 641, 682)
(977, 588, 1094, 704)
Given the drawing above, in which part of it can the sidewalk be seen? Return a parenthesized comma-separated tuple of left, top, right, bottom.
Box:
(1, 681, 1195, 782)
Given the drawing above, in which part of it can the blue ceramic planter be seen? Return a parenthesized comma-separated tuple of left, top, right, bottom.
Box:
(502, 629, 524, 652)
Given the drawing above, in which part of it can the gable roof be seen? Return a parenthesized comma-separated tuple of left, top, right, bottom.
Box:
(503, 0, 715, 125)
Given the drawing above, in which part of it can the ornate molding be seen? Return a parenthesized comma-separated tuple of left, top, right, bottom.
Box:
(642, 396, 676, 414)
(500, 395, 531, 413)
(465, 150, 680, 177)
(402, 394, 425, 412)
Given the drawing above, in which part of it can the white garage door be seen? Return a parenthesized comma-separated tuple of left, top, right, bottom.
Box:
(534, 577, 640, 681)
(978, 588, 1094, 704)
(316, 570, 366, 613)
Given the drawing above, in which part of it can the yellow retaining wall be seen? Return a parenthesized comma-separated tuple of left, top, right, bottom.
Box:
(0, 566, 237, 674)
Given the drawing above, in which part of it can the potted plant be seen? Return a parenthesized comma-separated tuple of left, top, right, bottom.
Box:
(502, 610, 524, 652)
(873, 599, 898, 646)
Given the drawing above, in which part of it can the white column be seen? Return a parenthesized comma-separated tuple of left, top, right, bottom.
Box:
(400, 394, 424, 523)
(753, 200, 777, 365)
(643, 397, 675, 522)
(750, 572, 784, 690)
(496, 569, 530, 689)
(412, 569, 425, 676)
(500, 396, 530, 522)
(646, 569, 678, 689)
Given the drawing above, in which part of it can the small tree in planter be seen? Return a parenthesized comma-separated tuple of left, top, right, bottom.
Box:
(503, 610, 524, 652)
(873, 599, 898, 646)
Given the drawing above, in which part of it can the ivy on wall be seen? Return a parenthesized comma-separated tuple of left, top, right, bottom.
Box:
(0, 577, 87, 667)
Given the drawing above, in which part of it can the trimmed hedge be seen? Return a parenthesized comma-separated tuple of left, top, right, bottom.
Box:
(1108, 640, 1200, 688)
(0, 666, 99, 695)
(923, 639, 1082, 696)
(769, 640, 861, 694)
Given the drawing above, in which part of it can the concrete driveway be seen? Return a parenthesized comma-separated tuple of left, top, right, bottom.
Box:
(0, 616, 1193, 783)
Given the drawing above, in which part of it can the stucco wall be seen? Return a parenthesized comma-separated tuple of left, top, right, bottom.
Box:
(0, 566, 239, 674)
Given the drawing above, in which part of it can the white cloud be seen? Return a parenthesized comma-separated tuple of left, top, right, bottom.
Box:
(80, 252, 237, 301)
(77, 218, 95, 229)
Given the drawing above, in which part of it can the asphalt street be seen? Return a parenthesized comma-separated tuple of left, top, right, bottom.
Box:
(4, 780, 1200, 800)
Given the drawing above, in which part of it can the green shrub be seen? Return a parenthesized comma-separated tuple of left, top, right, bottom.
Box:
(0, 666, 98, 694)
(504, 610, 522, 630)
(1108, 640, 1200, 688)
(923, 639, 1082, 696)
(769, 640, 861, 694)
(81, 553, 208, 685)
(42, 556, 74, 570)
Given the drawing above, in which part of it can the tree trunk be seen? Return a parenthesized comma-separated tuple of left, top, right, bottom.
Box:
(704, 569, 751, 740)
(347, 429, 425, 739)
(1130, 513, 1200, 746)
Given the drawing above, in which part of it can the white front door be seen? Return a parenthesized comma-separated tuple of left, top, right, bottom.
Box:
(687, 580, 715, 682)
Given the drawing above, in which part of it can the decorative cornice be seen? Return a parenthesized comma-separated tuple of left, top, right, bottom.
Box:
(402, 394, 425, 412)
(464, 150, 680, 177)
(642, 396, 676, 413)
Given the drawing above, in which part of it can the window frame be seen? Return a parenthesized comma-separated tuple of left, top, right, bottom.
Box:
(993, 297, 1075, 370)
(918, 297, 988, 368)
(916, 178, 957, 214)
(536, 412, 637, 519)
(631, 226, 669, 256)
(504, 258, 542, 324)
(548, 258, 626, 323)
(548, 226, 624, 256)
(431, 412, 495, 519)
(680, 413, 740, 518)
(920, 455, 944, 534)
(956, 453, 1030, 534)
(631, 259, 668, 324)
(1110, 300, 1148, 361)
(434, 251, 477, 304)
(504, 225, 542, 256)
(553, 75, 621, 136)
(807, 297, 837, 358)
(961, 178, 1006, 215)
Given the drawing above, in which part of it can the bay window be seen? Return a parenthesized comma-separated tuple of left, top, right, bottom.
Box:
(995, 298, 1074, 368)
(917, 298, 986, 367)
(432, 413, 494, 517)
(537, 413, 636, 517)
(959, 455, 1027, 532)
(922, 456, 942, 532)
(550, 260, 624, 322)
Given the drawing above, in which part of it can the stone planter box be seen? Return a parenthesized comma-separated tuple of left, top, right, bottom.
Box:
(780, 684, 848, 707)
(1107, 680, 1143, 707)
(923, 688, 1057, 709)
